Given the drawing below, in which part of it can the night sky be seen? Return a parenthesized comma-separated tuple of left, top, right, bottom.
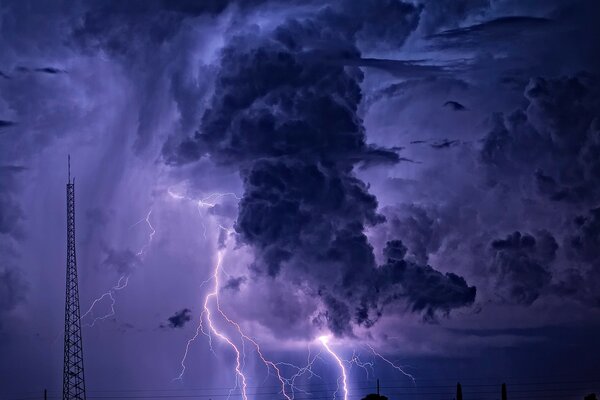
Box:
(1, 1, 600, 399)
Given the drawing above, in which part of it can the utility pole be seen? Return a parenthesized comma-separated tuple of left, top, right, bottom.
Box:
(502, 383, 508, 400)
(456, 382, 463, 400)
(377, 379, 380, 396)
(62, 156, 87, 400)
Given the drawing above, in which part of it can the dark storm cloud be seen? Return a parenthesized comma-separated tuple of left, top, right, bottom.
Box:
(167, 7, 475, 336)
(34, 67, 66, 74)
(416, 0, 490, 35)
(0, 120, 16, 129)
(15, 66, 66, 75)
(382, 204, 442, 265)
(489, 231, 557, 305)
(0, 166, 26, 239)
(481, 73, 600, 205)
(430, 139, 459, 149)
(565, 208, 600, 272)
(551, 207, 600, 308)
(377, 240, 476, 321)
(73, 1, 221, 55)
(0, 267, 27, 332)
(429, 16, 551, 43)
(164, 308, 192, 329)
(342, 0, 422, 49)
(343, 57, 458, 79)
(555, 207, 600, 307)
(71, 0, 248, 153)
(222, 276, 247, 292)
(101, 247, 141, 275)
(0, 169, 28, 329)
(443, 100, 466, 111)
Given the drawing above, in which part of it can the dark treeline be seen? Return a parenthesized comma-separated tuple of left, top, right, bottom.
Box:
(360, 382, 598, 400)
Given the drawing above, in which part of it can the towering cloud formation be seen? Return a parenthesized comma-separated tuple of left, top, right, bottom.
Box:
(489, 231, 557, 305)
(481, 73, 600, 205)
(168, 8, 475, 335)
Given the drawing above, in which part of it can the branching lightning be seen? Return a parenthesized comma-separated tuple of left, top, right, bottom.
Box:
(81, 208, 155, 327)
(132, 209, 156, 258)
(318, 335, 349, 400)
(344, 349, 375, 379)
(171, 188, 417, 400)
(172, 191, 327, 400)
(175, 225, 305, 400)
(81, 275, 129, 327)
(366, 343, 416, 384)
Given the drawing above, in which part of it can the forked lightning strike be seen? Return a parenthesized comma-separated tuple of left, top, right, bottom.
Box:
(173, 192, 327, 399)
(366, 343, 415, 384)
(81, 275, 129, 327)
(200, 247, 249, 400)
(132, 209, 156, 257)
(345, 349, 375, 379)
(82, 208, 155, 326)
(171, 189, 416, 400)
(319, 335, 349, 400)
(176, 225, 307, 400)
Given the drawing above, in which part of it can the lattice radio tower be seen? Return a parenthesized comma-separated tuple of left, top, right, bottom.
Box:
(62, 156, 87, 400)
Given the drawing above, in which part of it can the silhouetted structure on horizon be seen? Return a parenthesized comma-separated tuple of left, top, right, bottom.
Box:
(62, 156, 87, 400)
(456, 382, 463, 400)
(361, 379, 388, 400)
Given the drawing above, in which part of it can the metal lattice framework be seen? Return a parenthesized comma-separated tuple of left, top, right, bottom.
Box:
(63, 157, 87, 400)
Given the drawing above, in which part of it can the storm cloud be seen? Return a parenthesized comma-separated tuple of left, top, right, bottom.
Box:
(489, 231, 557, 305)
(2, 0, 600, 394)
(481, 73, 600, 205)
(168, 7, 476, 335)
(165, 308, 192, 329)
(100, 247, 141, 276)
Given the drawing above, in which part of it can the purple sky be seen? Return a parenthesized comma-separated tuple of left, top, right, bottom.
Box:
(1, 1, 600, 399)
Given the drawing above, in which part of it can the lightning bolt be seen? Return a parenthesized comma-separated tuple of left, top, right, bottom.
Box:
(132, 209, 156, 258)
(201, 246, 249, 400)
(319, 335, 349, 400)
(344, 349, 374, 379)
(82, 208, 155, 327)
(366, 343, 416, 384)
(167, 188, 241, 240)
(81, 275, 129, 327)
(277, 347, 323, 399)
(172, 189, 414, 400)
(172, 191, 325, 400)
(176, 226, 296, 400)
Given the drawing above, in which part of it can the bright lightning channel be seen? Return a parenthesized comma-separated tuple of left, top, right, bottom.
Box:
(345, 349, 374, 379)
(366, 343, 415, 384)
(172, 189, 414, 400)
(81, 208, 155, 326)
(132, 209, 156, 257)
(173, 191, 323, 400)
(167, 188, 241, 239)
(200, 246, 249, 400)
(318, 335, 349, 400)
(81, 275, 129, 327)
(175, 226, 297, 400)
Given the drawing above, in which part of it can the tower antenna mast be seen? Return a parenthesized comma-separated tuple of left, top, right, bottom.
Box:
(62, 156, 87, 400)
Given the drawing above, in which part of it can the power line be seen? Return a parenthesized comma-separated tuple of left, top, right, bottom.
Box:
(32, 378, 600, 395)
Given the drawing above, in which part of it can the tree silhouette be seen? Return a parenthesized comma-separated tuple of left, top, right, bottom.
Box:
(361, 394, 388, 400)
(584, 394, 598, 400)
